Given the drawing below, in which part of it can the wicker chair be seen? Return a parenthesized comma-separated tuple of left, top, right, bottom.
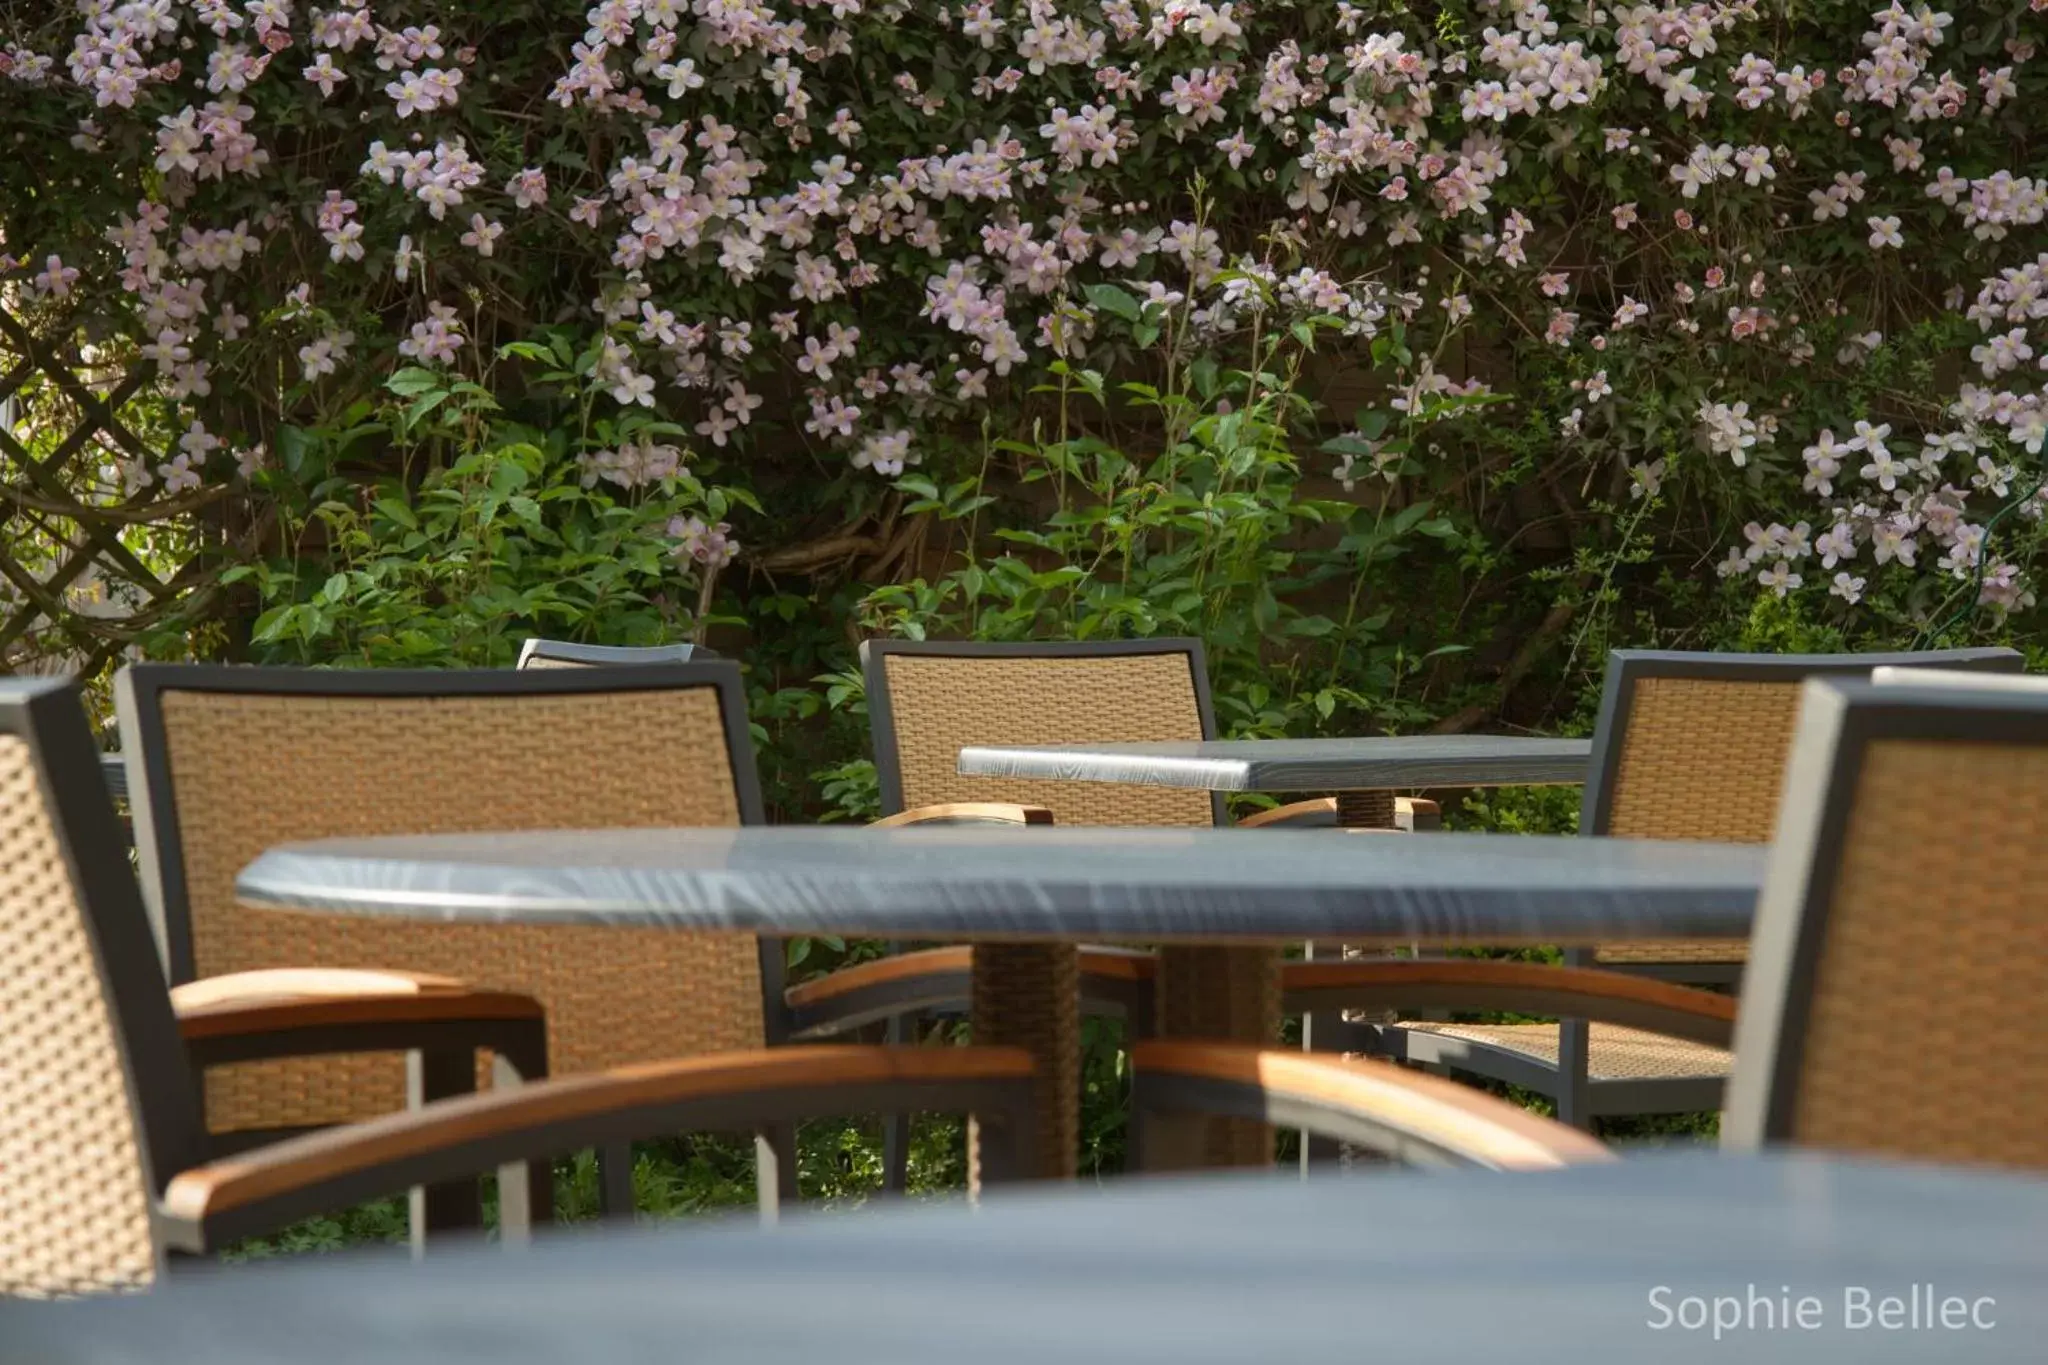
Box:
(1306, 646, 2021, 1130)
(1, 676, 1036, 1296)
(1724, 674, 2048, 1170)
(856, 638, 1433, 1173)
(112, 660, 1039, 1212)
(1146, 672, 2048, 1176)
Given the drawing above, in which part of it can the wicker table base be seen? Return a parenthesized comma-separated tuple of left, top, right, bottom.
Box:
(1333, 788, 1397, 828)
(1152, 944, 1282, 1169)
(970, 943, 1080, 1180)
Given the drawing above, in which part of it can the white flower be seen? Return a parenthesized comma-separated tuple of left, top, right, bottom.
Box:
(1757, 562, 1801, 597)
(1866, 215, 1903, 250)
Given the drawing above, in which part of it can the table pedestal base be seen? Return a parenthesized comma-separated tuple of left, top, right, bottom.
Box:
(1152, 945, 1281, 1170)
(970, 943, 1079, 1181)
(1334, 788, 1397, 828)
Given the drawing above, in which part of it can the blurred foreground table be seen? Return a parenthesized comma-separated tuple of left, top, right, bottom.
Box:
(6, 1155, 2042, 1365)
(237, 826, 1762, 1178)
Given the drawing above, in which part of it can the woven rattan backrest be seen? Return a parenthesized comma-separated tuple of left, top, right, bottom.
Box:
(1583, 648, 2022, 965)
(1, 681, 208, 1296)
(863, 640, 1220, 827)
(1728, 680, 2048, 1170)
(117, 664, 768, 1134)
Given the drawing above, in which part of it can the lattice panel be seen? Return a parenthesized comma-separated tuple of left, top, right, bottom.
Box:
(0, 304, 226, 677)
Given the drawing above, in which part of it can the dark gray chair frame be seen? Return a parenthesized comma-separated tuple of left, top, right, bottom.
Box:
(7, 676, 1037, 1272)
(1723, 676, 2048, 1149)
(1361, 646, 2023, 1128)
(515, 639, 716, 667)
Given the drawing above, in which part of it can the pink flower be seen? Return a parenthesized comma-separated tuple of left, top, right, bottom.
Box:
(397, 301, 466, 366)
(33, 255, 79, 298)
(507, 167, 549, 209)
(669, 515, 737, 568)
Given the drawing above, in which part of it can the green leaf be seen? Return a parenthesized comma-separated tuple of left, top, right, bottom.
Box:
(385, 367, 444, 397)
(403, 390, 450, 429)
(276, 425, 315, 476)
(1084, 283, 1142, 322)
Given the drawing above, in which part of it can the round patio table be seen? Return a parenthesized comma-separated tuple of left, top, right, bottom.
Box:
(956, 734, 1593, 827)
(237, 826, 1763, 1180)
(10, 1154, 2042, 1363)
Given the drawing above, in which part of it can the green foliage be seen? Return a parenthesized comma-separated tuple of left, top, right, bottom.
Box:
(849, 292, 1492, 744)
(224, 368, 719, 666)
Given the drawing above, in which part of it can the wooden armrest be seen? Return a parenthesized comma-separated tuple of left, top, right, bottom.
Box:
(1281, 958, 1735, 1048)
(783, 945, 1155, 1038)
(1235, 797, 1441, 831)
(173, 968, 546, 1078)
(871, 802, 1056, 828)
(1236, 798, 1338, 829)
(170, 967, 469, 1011)
(160, 1044, 1037, 1248)
(174, 968, 541, 1039)
(1130, 1041, 1613, 1171)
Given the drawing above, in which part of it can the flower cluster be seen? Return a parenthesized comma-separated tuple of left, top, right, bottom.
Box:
(5, 0, 2048, 629)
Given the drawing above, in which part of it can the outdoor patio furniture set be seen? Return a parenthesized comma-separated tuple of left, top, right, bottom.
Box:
(3, 638, 2046, 1360)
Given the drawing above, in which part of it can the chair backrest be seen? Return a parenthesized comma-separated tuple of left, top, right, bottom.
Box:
(1, 679, 207, 1295)
(1726, 678, 2048, 1170)
(516, 639, 716, 669)
(1578, 647, 2022, 965)
(861, 639, 1223, 827)
(115, 663, 775, 1137)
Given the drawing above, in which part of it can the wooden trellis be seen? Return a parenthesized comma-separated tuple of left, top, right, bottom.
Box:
(0, 304, 237, 677)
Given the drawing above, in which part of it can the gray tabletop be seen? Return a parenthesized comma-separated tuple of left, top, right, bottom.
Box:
(236, 826, 1763, 945)
(7, 1155, 2041, 1364)
(957, 734, 1593, 792)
